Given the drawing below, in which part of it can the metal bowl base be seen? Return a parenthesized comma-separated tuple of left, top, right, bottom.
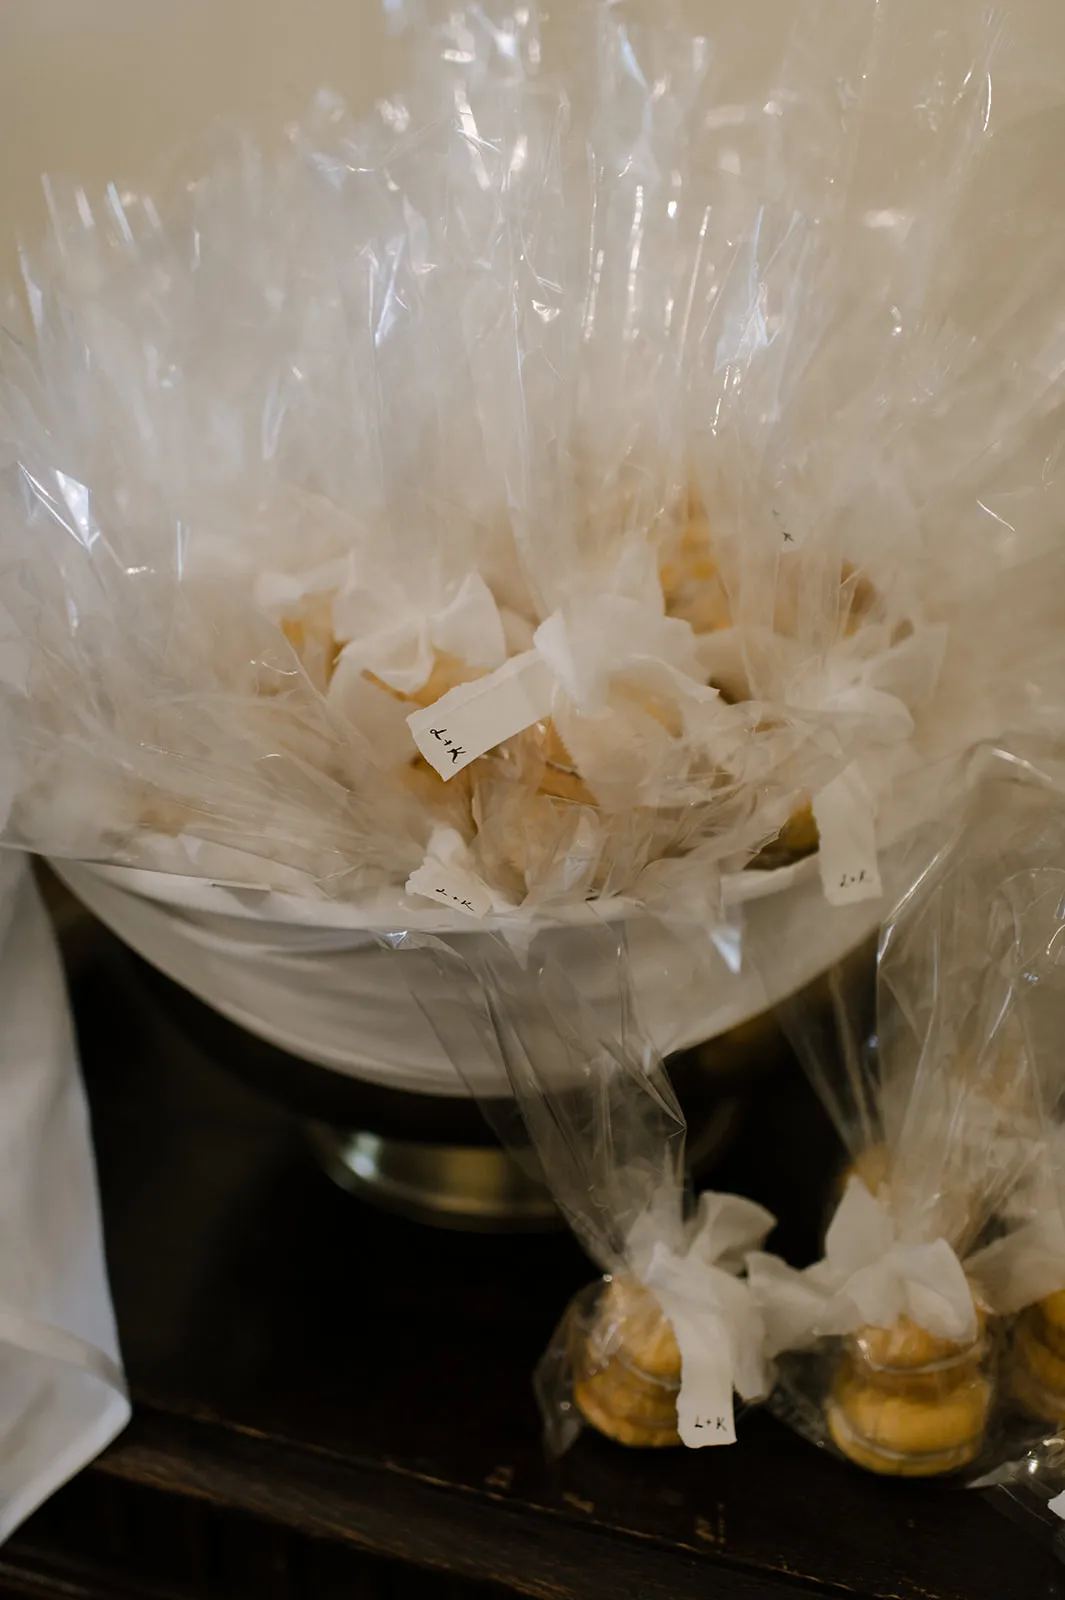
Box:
(306, 1094, 743, 1232)
(305, 1125, 562, 1232)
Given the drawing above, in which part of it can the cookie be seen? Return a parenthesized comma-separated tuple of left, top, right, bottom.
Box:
(839, 1143, 889, 1199)
(574, 1377, 681, 1448)
(659, 515, 731, 636)
(857, 1145, 888, 1194)
(398, 756, 476, 833)
(772, 803, 818, 858)
(773, 559, 878, 639)
(749, 801, 821, 869)
(536, 766, 598, 807)
(855, 1307, 986, 1377)
(366, 650, 479, 710)
(1012, 1311, 1065, 1417)
(280, 599, 342, 691)
(826, 1401, 981, 1478)
(840, 561, 878, 636)
(1011, 1359, 1065, 1427)
(575, 1361, 679, 1429)
(572, 1277, 684, 1448)
(589, 1277, 681, 1383)
(832, 1371, 990, 1460)
(1038, 1290, 1065, 1360)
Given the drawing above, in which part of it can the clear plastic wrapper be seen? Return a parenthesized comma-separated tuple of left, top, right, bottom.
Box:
(2, 2, 1065, 918)
(748, 744, 1065, 1480)
(984, 1437, 1065, 1563)
(383, 916, 773, 1454)
(970, 754, 1065, 1539)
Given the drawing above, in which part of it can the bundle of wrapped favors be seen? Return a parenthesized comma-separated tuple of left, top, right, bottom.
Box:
(1, 0, 1065, 925)
(519, 749, 1065, 1483)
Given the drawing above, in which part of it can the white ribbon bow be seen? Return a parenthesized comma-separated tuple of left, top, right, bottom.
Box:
(627, 1191, 775, 1447)
(334, 569, 508, 696)
(406, 594, 729, 792)
(404, 826, 505, 921)
(967, 1145, 1065, 1315)
(967, 1213, 1065, 1318)
(533, 596, 719, 719)
(748, 1177, 977, 1361)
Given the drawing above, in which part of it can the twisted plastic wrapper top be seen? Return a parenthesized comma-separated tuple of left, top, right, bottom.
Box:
(383, 915, 773, 1454)
(2, 1, 1065, 917)
(746, 745, 1065, 1479)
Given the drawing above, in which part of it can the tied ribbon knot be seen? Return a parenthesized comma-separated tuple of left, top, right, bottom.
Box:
(627, 1192, 775, 1448)
(747, 1177, 977, 1360)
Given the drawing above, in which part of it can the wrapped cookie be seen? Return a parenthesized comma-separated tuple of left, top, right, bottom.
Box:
(750, 1176, 997, 1477)
(749, 747, 1065, 1479)
(389, 915, 774, 1455)
(492, 925, 775, 1456)
(549, 1188, 775, 1454)
(968, 772, 1065, 1541)
(964, 762, 1065, 1437)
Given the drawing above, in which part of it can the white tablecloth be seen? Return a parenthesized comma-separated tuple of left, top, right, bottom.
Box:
(0, 853, 128, 1541)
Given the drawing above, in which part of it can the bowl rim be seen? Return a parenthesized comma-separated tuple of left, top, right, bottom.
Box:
(50, 841, 820, 932)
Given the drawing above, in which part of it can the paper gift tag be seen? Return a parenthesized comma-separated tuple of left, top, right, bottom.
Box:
(406, 651, 554, 780)
(404, 861, 494, 920)
(655, 1295, 737, 1448)
(813, 764, 883, 907)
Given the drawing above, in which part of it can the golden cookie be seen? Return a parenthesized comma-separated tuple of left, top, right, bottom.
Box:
(398, 756, 475, 825)
(773, 560, 878, 640)
(855, 1307, 986, 1376)
(1039, 1322, 1065, 1364)
(840, 1351, 980, 1406)
(659, 515, 731, 635)
(836, 1144, 889, 1201)
(1014, 1312, 1065, 1402)
(526, 720, 597, 799)
(776, 803, 819, 857)
(615, 681, 685, 739)
(853, 1143, 889, 1196)
(536, 766, 598, 807)
(750, 802, 821, 869)
(365, 650, 480, 710)
(1011, 1339, 1065, 1427)
(832, 1372, 990, 1459)
(281, 601, 342, 691)
(591, 1277, 681, 1382)
(840, 561, 878, 637)
(576, 1362, 678, 1429)
(534, 719, 577, 772)
(1039, 1290, 1065, 1358)
(409, 652, 481, 708)
(827, 1402, 980, 1477)
(658, 516, 713, 598)
(492, 788, 602, 892)
(574, 1378, 681, 1448)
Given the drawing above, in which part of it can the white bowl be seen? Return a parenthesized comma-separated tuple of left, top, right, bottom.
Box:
(52, 852, 882, 1098)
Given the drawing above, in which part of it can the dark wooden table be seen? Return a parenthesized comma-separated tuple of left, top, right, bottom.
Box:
(1, 911, 1061, 1600)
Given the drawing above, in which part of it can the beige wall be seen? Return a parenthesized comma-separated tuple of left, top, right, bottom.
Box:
(0, 0, 388, 264)
(1, 1, 1064, 274)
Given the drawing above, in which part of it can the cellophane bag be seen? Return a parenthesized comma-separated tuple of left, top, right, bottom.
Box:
(984, 1446, 1065, 1566)
(1, 0, 1065, 921)
(970, 751, 1065, 1539)
(747, 744, 1065, 1480)
(384, 915, 774, 1454)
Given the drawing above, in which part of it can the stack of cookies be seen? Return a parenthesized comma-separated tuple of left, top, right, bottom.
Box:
(1010, 1290, 1065, 1426)
(827, 1306, 992, 1476)
(572, 1277, 682, 1448)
